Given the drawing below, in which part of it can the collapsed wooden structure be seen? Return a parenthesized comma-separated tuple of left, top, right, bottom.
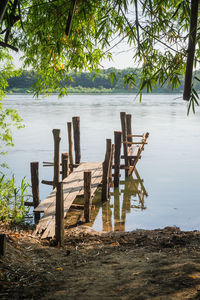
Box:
(28, 112, 149, 244)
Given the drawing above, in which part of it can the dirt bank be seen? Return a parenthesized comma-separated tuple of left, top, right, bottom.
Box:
(1, 224, 200, 299)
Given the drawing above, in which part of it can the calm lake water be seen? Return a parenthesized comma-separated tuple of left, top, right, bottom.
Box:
(3, 94, 200, 231)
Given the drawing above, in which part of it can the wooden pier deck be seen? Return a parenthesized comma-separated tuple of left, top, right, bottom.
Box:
(34, 162, 102, 239)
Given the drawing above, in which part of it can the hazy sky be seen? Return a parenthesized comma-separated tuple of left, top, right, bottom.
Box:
(12, 41, 136, 70)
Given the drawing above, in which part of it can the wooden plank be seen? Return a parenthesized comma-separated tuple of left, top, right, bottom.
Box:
(41, 163, 102, 238)
(34, 162, 102, 238)
(123, 141, 148, 145)
(34, 162, 87, 213)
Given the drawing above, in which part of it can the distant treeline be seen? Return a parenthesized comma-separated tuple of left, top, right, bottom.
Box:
(6, 68, 200, 94)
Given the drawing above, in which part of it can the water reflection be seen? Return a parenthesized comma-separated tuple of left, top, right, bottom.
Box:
(65, 168, 148, 232)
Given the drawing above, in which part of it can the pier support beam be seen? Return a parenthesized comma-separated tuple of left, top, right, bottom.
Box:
(67, 122, 74, 172)
(102, 139, 112, 202)
(62, 153, 69, 180)
(120, 112, 129, 177)
(72, 116, 81, 164)
(30, 162, 40, 224)
(109, 144, 115, 194)
(114, 131, 122, 188)
(126, 114, 132, 145)
(84, 171, 92, 222)
(53, 129, 61, 188)
(55, 182, 64, 247)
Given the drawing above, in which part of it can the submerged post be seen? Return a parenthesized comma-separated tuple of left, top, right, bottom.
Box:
(120, 112, 129, 177)
(84, 171, 92, 222)
(53, 129, 61, 188)
(30, 162, 40, 224)
(55, 182, 64, 247)
(102, 139, 112, 202)
(114, 131, 122, 188)
(62, 153, 69, 180)
(72, 116, 81, 164)
(67, 122, 74, 172)
(109, 144, 115, 190)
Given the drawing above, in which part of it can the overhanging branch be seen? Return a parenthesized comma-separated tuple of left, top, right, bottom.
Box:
(183, 0, 199, 101)
(0, 0, 9, 23)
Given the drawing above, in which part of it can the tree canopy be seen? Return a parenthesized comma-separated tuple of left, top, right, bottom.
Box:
(0, 0, 200, 151)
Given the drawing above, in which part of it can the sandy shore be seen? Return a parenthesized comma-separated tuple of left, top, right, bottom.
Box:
(1, 224, 200, 299)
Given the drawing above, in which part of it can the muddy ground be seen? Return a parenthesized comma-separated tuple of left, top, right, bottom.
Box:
(1, 224, 200, 299)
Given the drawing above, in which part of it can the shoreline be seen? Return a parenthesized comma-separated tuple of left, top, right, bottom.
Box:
(1, 224, 200, 299)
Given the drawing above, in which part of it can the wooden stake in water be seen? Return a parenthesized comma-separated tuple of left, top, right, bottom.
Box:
(102, 139, 112, 202)
(30, 162, 40, 224)
(52, 129, 61, 188)
(67, 122, 74, 172)
(84, 171, 92, 222)
(126, 114, 132, 145)
(108, 143, 115, 195)
(62, 153, 69, 180)
(114, 131, 122, 188)
(55, 182, 64, 247)
(120, 112, 129, 177)
(72, 116, 81, 164)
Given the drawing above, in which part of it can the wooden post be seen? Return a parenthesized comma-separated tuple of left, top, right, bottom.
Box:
(52, 129, 61, 188)
(120, 112, 129, 177)
(114, 131, 122, 188)
(108, 143, 115, 198)
(30, 162, 40, 224)
(0, 234, 6, 256)
(67, 122, 74, 172)
(55, 182, 64, 247)
(109, 144, 115, 186)
(102, 139, 112, 202)
(114, 189, 120, 231)
(84, 171, 92, 222)
(62, 153, 69, 180)
(72, 116, 81, 164)
(126, 114, 132, 145)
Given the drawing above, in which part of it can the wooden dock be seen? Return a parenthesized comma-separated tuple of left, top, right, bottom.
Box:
(27, 112, 149, 243)
(34, 162, 102, 239)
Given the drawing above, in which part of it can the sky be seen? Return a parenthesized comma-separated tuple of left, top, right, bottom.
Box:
(12, 40, 136, 71)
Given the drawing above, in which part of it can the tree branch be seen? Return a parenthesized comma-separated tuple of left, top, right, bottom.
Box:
(0, 0, 9, 22)
(65, 0, 76, 37)
(0, 40, 18, 52)
(183, 0, 199, 101)
(134, 0, 140, 55)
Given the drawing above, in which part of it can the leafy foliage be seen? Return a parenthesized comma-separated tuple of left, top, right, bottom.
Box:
(0, 174, 30, 224)
(0, 0, 196, 100)
(0, 50, 24, 156)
